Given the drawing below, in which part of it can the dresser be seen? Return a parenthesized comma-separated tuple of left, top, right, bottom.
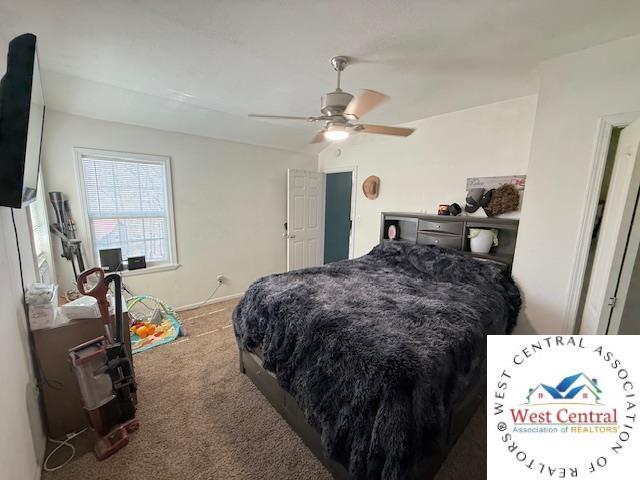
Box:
(32, 312, 132, 438)
(380, 212, 519, 267)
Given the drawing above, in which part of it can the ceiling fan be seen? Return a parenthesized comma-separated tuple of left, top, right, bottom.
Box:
(249, 56, 415, 143)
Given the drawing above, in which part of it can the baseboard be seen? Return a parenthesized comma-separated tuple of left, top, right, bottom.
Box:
(175, 292, 244, 312)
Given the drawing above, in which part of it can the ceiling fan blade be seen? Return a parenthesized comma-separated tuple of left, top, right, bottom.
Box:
(343, 90, 388, 119)
(310, 131, 326, 144)
(357, 124, 415, 137)
(249, 114, 315, 121)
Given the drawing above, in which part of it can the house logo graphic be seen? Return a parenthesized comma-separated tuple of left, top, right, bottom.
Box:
(526, 372, 602, 405)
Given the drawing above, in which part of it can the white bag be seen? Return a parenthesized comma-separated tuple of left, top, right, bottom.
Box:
(26, 283, 58, 329)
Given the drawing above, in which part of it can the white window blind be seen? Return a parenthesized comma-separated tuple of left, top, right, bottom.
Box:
(79, 152, 175, 267)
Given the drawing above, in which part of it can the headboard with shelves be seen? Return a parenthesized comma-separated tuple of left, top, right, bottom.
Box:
(380, 212, 519, 268)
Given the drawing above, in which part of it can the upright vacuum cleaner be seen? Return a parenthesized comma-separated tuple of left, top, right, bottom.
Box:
(69, 267, 139, 460)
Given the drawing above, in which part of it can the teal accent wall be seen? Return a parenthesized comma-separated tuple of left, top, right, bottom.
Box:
(324, 172, 352, 263)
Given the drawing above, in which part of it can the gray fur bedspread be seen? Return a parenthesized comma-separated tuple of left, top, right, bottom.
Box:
(233, 243, 520, 480)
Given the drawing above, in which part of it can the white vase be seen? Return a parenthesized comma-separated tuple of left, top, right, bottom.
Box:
(470, 229, 494, 253)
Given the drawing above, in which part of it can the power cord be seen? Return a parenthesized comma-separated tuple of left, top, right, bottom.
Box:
(194, 277, 224, 309)
(43, 428, 88, 472)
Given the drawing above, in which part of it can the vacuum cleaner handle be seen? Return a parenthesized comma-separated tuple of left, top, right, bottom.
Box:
(105, 273, 123, 344)
(77, 267, 113, 340)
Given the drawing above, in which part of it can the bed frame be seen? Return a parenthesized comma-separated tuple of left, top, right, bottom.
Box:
(237, 212, 510, 478)
(239, 348, 486, 479)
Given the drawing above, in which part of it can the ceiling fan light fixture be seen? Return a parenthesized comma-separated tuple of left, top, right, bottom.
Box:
(324, 125, 349, 141)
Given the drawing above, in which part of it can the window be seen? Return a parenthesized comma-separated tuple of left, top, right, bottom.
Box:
(29, 173, 50, 259)
(76, 148, 177, 271)
(28, 172, 54, 283)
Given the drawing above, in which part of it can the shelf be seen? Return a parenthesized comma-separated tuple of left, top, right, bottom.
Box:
(462, 251, 512, 263)
(464, 220, 519, 229)
(380, 212, 518, 270)
(382, 239, 414, 246)
(383, 212, 518, 226)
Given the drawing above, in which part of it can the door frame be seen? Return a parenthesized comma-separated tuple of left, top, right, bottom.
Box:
(321, 166, 357, 260)
(566, 111, 639, 334)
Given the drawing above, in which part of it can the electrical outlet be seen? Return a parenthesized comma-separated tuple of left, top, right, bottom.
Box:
(217, 274, 225, 284)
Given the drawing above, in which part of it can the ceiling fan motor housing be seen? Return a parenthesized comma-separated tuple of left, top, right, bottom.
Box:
(321, 91, 354, 117)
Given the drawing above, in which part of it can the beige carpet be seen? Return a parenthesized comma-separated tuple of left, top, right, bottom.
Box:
(43, 299, 486, 480)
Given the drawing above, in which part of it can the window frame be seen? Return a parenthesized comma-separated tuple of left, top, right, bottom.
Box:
(27, 168, 57, 283)
(74, 147, 179, 275)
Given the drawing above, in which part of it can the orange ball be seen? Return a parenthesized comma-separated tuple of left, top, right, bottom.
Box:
(136, 326, 149, 338)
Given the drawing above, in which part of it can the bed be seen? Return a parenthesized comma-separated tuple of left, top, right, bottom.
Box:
(233, 240, 520, 480)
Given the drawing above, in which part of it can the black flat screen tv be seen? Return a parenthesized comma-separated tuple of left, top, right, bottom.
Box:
(0, 33, 45, 208)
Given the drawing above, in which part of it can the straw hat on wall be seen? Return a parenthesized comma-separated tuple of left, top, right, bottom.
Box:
(362, 175, 380, 200)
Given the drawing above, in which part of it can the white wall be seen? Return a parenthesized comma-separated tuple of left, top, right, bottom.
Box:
(38, 35, 640, 342)
(318, 96, 538, 257)
(0, 40, 45, 478)
(513, 34, 640, 334)
(0, 207, 45, 480)
(42, 111, 316, 308)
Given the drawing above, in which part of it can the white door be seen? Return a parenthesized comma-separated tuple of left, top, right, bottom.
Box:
(607, 193, 640, 334)
(580, 118, 640, 334)
(286, 169, 325, 271)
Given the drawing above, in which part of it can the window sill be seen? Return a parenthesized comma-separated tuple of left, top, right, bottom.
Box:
(120, 263, 180, 277)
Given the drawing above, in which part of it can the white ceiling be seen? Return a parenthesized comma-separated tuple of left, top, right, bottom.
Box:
(2, 0, 640, 153)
